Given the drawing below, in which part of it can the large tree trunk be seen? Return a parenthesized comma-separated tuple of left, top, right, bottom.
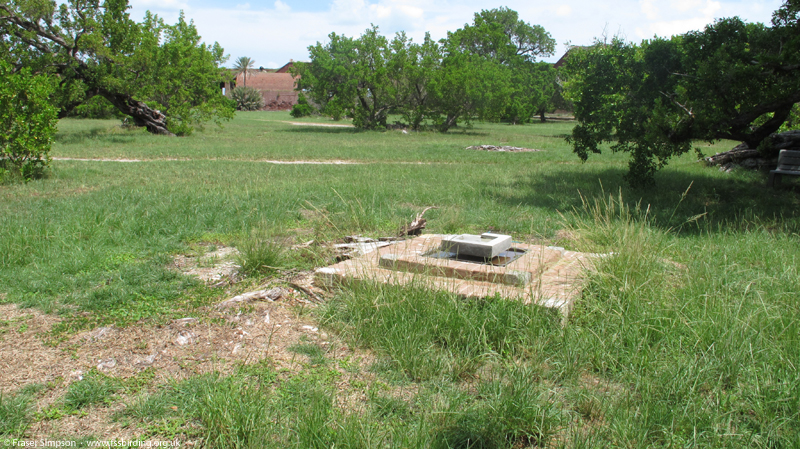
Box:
(100, 89, 174, 136)
(705, 130, 800, 171)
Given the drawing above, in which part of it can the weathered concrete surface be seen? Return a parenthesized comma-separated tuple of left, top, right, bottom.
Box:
(315, 234, 600, 319)
(440, 232, 512, 258)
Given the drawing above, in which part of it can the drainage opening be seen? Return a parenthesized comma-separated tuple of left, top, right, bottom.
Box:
(423, 247, 527, 267)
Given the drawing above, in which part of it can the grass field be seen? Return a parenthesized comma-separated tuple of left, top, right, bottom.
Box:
(1, 112, 798, 447)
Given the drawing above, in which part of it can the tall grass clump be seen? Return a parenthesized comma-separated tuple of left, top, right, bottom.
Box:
(0, 392, 32, 436)
(432, 365, 567, 448)
(237, 227, 286, 276)
(64, 371, 121, 410)
(322, 282, 561, 381)
(124, 374, 272, 447)
(179, 375, 271, 448)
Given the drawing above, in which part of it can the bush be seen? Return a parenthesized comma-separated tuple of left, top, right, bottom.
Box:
(230, 86, 264, 111)
(0, 60, 58, 182)
(290, 93, 315, 118)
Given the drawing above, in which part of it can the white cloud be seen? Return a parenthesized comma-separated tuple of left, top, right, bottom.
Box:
(274, 1, 291, 13)
(635, 0, 724, 38)
(556, 5, 572, 17)
(131, 0, 189, 12)
(640, 0, 659, 20)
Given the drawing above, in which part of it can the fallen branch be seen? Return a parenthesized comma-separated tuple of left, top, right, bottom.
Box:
(289, 282, 324, 303)
(217, 287, 284, 309)
(397, 206, 438, 237)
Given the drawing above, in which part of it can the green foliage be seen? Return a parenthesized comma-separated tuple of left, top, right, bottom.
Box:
(2, 113, 800, 445)
(297, 8, 557, 131)
(298, 26, 403, 129)
(0, 1, 234, 136)
(232, 56, 256, 88)
(123, 374, 272, 447)
(139, 12, 236, 135)
(181, 375, 272, 448)
(564, 1, 800, 186)
(427, 48, 513, 131)
(230, 86, 264, 111)
(289, 93, 315, 118)
(0, 60, 57, 182)
(447, 6, 555, 64)
(69, 96, 125, 120)
(503, 62, 557, 123)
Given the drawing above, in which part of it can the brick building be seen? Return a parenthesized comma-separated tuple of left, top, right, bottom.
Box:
(223, 61, 303, 110)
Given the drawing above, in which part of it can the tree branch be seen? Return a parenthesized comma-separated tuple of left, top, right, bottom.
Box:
(727, 91, 800, 130)
(660, 91, 694, 117)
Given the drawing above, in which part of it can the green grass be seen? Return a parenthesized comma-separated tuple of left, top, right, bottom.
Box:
(0, 391, 33, 436)
(1, 111, 799, 445)
(63, 371, 121, 410)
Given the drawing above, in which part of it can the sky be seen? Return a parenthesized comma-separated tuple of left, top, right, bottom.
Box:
(126, 0, 785, 68)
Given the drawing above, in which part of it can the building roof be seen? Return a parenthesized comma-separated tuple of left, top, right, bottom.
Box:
(553, 46, 591, 68)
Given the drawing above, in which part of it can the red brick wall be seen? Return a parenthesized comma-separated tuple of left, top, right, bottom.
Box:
(224, 70, 300, 110)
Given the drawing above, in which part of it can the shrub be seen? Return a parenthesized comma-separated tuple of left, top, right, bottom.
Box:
(0, 60, 58, 182)
(230, 86, 264, 111)
(290, 93, 315, 118)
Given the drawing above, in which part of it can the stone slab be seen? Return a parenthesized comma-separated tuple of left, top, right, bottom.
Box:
(314, 234, 600, 320)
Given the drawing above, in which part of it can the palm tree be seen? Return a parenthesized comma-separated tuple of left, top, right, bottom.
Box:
(233, 56, 256, 87)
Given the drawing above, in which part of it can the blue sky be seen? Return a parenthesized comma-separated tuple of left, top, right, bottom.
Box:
(127, 0, 784, 68)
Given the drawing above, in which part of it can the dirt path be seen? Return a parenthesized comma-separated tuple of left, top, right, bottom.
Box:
(52, 157, 362, 164)
(285, 121, 354, 128)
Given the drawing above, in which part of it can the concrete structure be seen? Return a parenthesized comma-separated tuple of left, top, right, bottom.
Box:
(315, 234, 601, 320)
(440, 233, 513, 258)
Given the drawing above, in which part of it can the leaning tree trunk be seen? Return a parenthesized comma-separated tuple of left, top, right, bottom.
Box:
(705, 130, 800, 171)
(100, 89, 174, 136)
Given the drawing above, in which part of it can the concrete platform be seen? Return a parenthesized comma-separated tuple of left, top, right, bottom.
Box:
(314, 234, 600, 319)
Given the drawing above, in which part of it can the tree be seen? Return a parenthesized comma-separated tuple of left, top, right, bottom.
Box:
(0, 0, 234, 136)
(426, 48, 513, 131)
(232, 56, 255, 88)
(448, 7, 555, 64)
(564, 0, 800, 186)
(444, 7, 557, 127)
(504, 61, 556, 124)
(393, 33, 441, 130)
(295, 32, 359, 121)
(295, 8, 557, 131)
(348, 26, 397, 129)
(297, 26, 409, 129)
(0, 59, 57, 181)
